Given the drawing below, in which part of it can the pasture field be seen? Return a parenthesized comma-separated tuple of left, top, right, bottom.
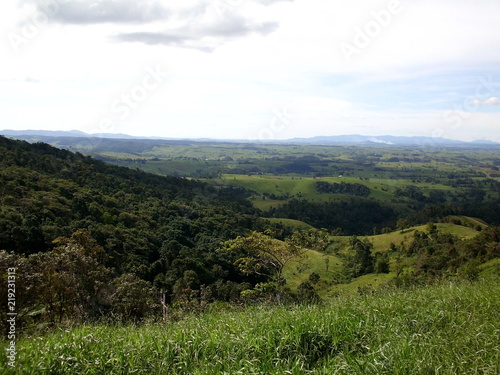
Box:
(60, 141, 500, 230)
(220, 173, 462, 211)
(365, 222, 481, 251)
(282, 249, 344, 292)
(3, 277, 498, 374)
(87, 141, 499, 179)
(264, 218, 314, 230)
(280, 219, 486, 297)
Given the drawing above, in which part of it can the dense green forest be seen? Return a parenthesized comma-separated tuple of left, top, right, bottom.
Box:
(0, 136, 276, 327)
(1, 136, 499, 334)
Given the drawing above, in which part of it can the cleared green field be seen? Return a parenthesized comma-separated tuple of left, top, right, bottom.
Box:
(326, 273, 397, 297)
(252, 199, 286, 211)
(366, 222, 480, 251)
(438, 223, 482, 238)
(283, 249, 343, 293)
(264, 218, 314, 230)
(111, 159, 224, 177)
(368, 177, 455, 191)
(220, 174, 401, 211)
(222, 174, 345, 209)
(219, 174, 475, 213)
(445, 215, 489, 229)
(221, 174, 318, 196)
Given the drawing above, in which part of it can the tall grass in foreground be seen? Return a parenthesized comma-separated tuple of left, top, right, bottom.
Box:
(2, 278, 499, 374)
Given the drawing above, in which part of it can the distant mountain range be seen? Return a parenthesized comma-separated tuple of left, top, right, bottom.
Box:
(0, 129, 139, 139)
(287, 135, 499, 146)
(1, 129, 498, 146)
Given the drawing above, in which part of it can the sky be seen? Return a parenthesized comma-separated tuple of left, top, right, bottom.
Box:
(1, 0, 499, 142)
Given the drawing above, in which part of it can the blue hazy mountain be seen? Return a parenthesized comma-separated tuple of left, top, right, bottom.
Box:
(1, 129, 498, 145)
(0, 129, 137, 139)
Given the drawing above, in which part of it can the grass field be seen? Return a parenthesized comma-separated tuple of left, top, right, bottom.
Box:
(366, 222, 481, 251)
(221, 174, 392, 211)
(218, 174, 476, 214)
(326, 273, 397, 297)
(3, 277, 498, 374)
(282, 249, 343, 293)
(264, 218, 314, 230)
(280, 220, 484, 298)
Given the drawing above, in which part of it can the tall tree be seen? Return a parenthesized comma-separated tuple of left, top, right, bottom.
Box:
(220, 231, 307, 283)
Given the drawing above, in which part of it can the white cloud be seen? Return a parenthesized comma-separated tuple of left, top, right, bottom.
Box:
(469, 97, 500, 106)
(34, 0, 171, 25)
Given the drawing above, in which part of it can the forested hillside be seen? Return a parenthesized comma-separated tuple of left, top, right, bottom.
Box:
(0, 136, 276, 327)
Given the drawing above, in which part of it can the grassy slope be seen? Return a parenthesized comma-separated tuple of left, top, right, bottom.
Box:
(3, 278, 498, 374)
(367, 222, 480, 251)
(222, 174, 395, 211)
(218, 173, 467, 213)
(282, 249, 343, 292)
(264, 218, 314, 230)
(282, 220, 482, 297)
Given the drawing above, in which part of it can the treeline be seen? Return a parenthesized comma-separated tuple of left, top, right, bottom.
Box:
(407, 202, 500, 227)
(394, 184, 495, 205)
(390, 184, 500, 225)
(315, 181, 370, 197)
(266, 198, 397, 235)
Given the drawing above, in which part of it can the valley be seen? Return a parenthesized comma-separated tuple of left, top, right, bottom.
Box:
(0, 135, 499, 374)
